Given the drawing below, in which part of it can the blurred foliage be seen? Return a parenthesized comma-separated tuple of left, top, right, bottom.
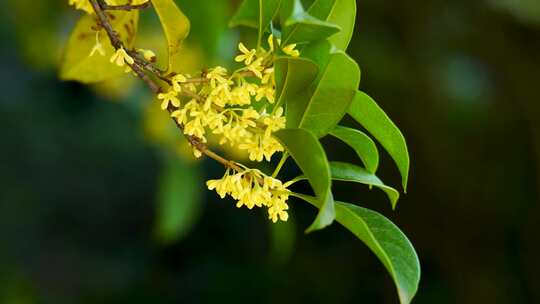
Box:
(1, 0, 540, 303)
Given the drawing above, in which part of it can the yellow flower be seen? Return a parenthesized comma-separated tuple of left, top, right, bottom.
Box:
(267, 34, 278, 52)
(263, 107, 286, 132)
(247, 58, 264, 79)
(110, 47, 135, 67)
(206, 168, 291, 222)
(256, 85, 275, 103)
(235, 43, 257, 65)
(267, 34, 300, 57)
(157, 89, 180, 110)
(261, 68, 274, 85)
(89, 32, 105, 57)
(171, 108, 189, 125)
(184, 117, 206, 141)
(206, 66, 229, 88)
(171, 74, 187, 92)
(282, 43, 300, 57)
(192, 147, 203, 158)
(138, 48, 156, 62)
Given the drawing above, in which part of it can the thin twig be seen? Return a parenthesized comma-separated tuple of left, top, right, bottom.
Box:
(89, 0, 240, 170)
(102, 1, 152, 11)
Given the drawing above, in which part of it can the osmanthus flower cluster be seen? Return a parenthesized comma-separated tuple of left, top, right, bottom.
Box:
(160, 37, 299, 221)
(207, 166, 293, 223)
(163, 36, 297, 163)
(72, 0, 301, 222)
(63, 1, 420, 300)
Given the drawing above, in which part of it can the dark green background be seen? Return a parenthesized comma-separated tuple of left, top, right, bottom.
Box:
(1, 0, 539, 303)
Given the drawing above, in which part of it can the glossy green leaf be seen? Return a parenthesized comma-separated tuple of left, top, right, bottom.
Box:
(349, 91, 410, 191)
(151, 0, 191, 73)
(330, 125, 379, 173)
(294, 194, 420, 304)
(308, 0, 357, 50)
(330, 161, 399, 209)
(287, 51, 360, 138)
(300, 39, 332, 68)
(275, 129, 334, 232)
(60, 11, 139, 83)
(155, 157, 203, 244)
(230, 0, 259, 28)
(281, 0, 341, 45)
(230, 0, 281, 43)
(292, 161, 399, 209)
(274, 56, 319, 108)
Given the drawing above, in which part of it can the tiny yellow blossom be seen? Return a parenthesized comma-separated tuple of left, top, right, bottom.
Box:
(206, 168, 291, 222)
(192, 147, 203, 158)
(206, 66, 229, 88)
(263, 107, 286, 132)
(171, 74, 187, 92)
(110, 47, 135, 67)
(89, 32, 105, 57)
(235, 43, 257, 65)
(157, 89, 180, 110)
(282, 44, 300, 57)
(247, 58, 264, 79)
(138, 48, 156, 62)
(267, 34, 278, 52)
(256, 86, 275, 103)
(261, 68, 274, 85)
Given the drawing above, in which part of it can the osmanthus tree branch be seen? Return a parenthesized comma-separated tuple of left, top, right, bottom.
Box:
(89, 0, 242, 171)
(101, 1, 152, 11)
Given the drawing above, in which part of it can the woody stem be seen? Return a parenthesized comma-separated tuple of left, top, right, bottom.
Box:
(89, 0, 241, 171)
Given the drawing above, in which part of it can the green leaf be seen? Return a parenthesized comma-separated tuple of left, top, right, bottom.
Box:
(230, 0, 281, 44)
(274, 56, 319, 108)
(291, 161, 399, 209)
(349, 91, 410, 191)
(60, 11, 139, 83)
(287, 51, 360, 138)
(330, 161, 399, 209)
(155, 157, 203, 244)
(230, 0, 259, 29)
(275, 129, 334, 232)
(151, 0, 191, 73)
(294, 194, 420, 304)
(308, 0, 357, 50)
(330, 125, 379, 173)
(281, 0, 341, 45)
(300, 39, 332, 68)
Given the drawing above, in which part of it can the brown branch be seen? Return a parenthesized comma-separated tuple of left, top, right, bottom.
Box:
(102, 1, 152, 11)
(89, 0, 241, 171)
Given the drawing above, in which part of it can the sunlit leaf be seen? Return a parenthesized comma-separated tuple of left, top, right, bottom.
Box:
(330, 161, 399, 209)
(275, 129, 334, 232)
(281, 0, 341, 45)
(230, 0, 281, 45)
(151, 0, 191, 73)
(308, 0, 357, 50)
(329, 125, 379, 173)
(155, 156, 203, 244)
(294, 194, 420, 304)
(60, 11, 139, 83)
(287, 50, 360, 138)
(274, 56, 319, 108)
(349, 91, 410, 191)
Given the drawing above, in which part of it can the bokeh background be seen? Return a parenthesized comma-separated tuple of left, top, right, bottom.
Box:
(1, 0, 540, 303)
